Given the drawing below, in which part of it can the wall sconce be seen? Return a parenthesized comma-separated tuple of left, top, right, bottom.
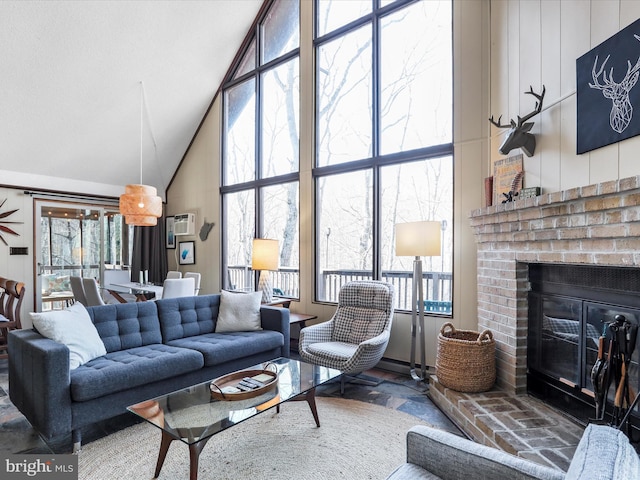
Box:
(395, 221, 441, 382)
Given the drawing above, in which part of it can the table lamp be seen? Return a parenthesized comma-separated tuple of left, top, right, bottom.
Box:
(395, 221, 441, 382)
(252, 238, 279, 303)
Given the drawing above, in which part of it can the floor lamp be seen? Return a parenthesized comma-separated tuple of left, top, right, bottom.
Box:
(252, 239, 279, 303)
(395, 221, 442, 382)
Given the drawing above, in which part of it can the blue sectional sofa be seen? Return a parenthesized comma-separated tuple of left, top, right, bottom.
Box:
(8, 294, 290, 451)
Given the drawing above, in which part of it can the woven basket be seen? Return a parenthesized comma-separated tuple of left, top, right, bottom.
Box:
(435, 322, 496, 393)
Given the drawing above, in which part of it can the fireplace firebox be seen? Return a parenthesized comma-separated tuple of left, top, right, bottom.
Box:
(527, 263, 640, 435)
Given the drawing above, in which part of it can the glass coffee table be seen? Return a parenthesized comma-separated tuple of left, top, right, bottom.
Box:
(128, 357, 341, 480)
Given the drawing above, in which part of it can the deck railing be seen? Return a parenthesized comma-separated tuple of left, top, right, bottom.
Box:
(227, 266, 452, 313)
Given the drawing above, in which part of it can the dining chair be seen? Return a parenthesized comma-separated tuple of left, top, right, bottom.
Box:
(0, 278, 26, 360)
(161, 277, 195, 299)
(70, 276, 88, 306)
(166, 271, 182, 280)
(82, 278, 106, 306)
(103, 270, 136, 303)
(184, 272, 201, 295)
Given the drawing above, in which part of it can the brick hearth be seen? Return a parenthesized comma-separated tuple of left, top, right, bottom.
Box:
(468, 175, 640, 394)
(428, 376, 583, 471)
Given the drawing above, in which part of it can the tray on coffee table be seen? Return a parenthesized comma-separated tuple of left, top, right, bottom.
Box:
(210, 367, 277, 401)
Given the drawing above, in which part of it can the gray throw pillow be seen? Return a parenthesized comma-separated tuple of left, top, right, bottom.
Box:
(215, 290, 263, 332)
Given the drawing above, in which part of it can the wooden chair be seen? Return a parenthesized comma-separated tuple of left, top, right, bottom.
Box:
(0, 277, 26, 360)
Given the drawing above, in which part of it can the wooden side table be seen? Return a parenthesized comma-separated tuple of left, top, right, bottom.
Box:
(289, 312, 317, 352)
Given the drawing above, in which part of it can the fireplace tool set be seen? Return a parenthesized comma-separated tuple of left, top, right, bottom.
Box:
(590, 314, 639, 437)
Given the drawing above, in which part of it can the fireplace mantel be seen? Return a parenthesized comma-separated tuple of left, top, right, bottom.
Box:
(469, 175, 640, 394)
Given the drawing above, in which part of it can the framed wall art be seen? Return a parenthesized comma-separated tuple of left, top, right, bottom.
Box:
(166, 216, 176, 249)
(178, 241, 195, 265)
(577, 18, 640, 154)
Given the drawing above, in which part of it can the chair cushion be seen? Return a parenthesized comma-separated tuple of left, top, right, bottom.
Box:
(332, 281, 393, 344)
(70, 344, 204, 401)
(565, 424, 640, 480)
(215, 290, 262, 333)
(30, 303, 106, 369)
(333, 306, 389, 344)
(307, 341, 358, 360)
(305, 341, 359, 370)
(166, 331, 283, 367)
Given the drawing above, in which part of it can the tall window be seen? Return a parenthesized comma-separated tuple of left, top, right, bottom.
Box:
(222, 0, 300, 297)
(314, 0, 453, 313)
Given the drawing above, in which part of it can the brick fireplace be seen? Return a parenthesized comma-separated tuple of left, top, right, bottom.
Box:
(468, 175, 640, 395)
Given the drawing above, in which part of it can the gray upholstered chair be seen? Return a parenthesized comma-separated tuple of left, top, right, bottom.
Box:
(299, 280, 394, 394)
(386, 424, 639, 480)
(69, 276, 88, 306)
(166, 271, 182, 280)
(82, 278, 106, 306)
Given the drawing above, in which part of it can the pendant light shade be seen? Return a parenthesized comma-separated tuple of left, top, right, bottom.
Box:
(119, 184, 163, 226)
(119, 81, 162, 226)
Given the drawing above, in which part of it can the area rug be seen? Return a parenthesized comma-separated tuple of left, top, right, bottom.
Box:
(78, 397, 431, 480)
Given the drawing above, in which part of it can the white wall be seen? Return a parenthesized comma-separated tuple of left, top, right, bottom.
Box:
(489, 0, 640, 190)
(166, 0, 490, 368)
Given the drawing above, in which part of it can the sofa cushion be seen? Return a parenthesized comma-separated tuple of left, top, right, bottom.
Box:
(565, 424, 640, 480)
(215, 290, 262, 333)
(86, 302, 162, 353)
(70, 344, 204, 402)
(30, 303, 107, 369)
(156, 295, 219, 342)
(166, 331, 284, 367)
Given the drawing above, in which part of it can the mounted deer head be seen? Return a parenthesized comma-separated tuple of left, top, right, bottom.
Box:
(489, 85, 546, 157)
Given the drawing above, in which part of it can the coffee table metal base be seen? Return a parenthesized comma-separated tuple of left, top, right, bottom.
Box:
(153, 387, 319, 480)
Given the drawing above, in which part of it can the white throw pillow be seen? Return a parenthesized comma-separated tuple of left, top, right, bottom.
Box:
(215, 290, 263, 333)
(30, 302, 107, 369)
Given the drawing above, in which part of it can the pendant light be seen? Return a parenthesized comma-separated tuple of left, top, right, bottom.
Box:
(119, 81, 162, 226)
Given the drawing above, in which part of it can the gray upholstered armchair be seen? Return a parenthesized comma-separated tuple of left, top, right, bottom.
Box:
(387, 424, 640, 480)
(299, 280, 394, 393)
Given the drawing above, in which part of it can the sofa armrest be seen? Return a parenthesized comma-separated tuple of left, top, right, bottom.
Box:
(403, 425, 564, 480)
(8, 329, 73, 439)
(260, 306, 290, 358)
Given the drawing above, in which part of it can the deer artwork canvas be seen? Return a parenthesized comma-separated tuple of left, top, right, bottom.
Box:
(577, 18, 640, 154)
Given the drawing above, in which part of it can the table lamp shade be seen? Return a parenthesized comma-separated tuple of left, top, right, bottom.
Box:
(395, 221, 441, 257)
(252, 239, 279, 271)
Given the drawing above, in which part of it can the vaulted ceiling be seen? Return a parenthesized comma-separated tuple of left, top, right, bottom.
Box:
(0, 0, 263, 199)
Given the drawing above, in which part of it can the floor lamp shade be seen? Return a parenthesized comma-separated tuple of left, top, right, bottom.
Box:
(252, 239, 279, 303)
(119, 184, 163, 226)
(395, 221, 441, 257)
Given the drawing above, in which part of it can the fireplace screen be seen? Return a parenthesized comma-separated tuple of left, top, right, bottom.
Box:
(528, 264, 640, 433)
